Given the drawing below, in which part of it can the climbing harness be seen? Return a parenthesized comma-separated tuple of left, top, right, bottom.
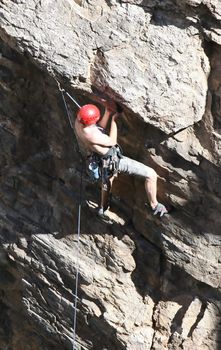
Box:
(101, 144, 123, 183)
(86, 144, 123, 183)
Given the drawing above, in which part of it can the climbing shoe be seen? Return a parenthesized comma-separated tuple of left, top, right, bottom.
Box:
(152, 202, 174, 217)
(152, 202, 169, 217)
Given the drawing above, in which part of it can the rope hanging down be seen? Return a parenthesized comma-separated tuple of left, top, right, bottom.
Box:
(54, 76, 82, 350)
(72, 163, 83, 350)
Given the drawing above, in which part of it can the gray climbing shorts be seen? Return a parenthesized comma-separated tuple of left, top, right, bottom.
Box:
(118, 156, 154, 178)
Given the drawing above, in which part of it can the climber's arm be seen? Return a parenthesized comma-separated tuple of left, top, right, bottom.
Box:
(98, 101, 116, 129)
(85, 114, 118, 147)
(98, 107, 112, 129)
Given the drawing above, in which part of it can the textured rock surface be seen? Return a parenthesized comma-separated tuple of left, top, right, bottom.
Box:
(0, 0, 221, 349)
(0, 0, 211, 133)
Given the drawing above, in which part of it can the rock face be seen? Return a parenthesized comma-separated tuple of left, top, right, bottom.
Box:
(0, 0, 221, 349)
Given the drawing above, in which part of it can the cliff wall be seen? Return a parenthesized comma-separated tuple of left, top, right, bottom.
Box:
(0, 1, 221, 349)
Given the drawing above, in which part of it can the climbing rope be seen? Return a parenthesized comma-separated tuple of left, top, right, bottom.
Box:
(59, 85, 82, 350)
(55, 78, 81, 110)
(72, 162, 83, 350)
(50, 70, 82, 350)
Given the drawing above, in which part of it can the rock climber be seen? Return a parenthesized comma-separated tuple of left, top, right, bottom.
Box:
(74, 101, 169, 217)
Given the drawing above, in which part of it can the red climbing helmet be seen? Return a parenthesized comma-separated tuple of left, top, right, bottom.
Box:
(77, 104, 101, 125)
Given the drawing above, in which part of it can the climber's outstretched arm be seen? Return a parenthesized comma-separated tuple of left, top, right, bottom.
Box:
(98, 107, 112, 129)
(98, 101, 116, 129)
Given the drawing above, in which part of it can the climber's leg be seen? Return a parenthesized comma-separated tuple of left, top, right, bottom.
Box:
(118, 156, 168, 217)
(98, 176, 114, 216)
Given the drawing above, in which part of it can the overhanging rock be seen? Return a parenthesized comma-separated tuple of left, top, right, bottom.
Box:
(0, 0, 209, 133)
